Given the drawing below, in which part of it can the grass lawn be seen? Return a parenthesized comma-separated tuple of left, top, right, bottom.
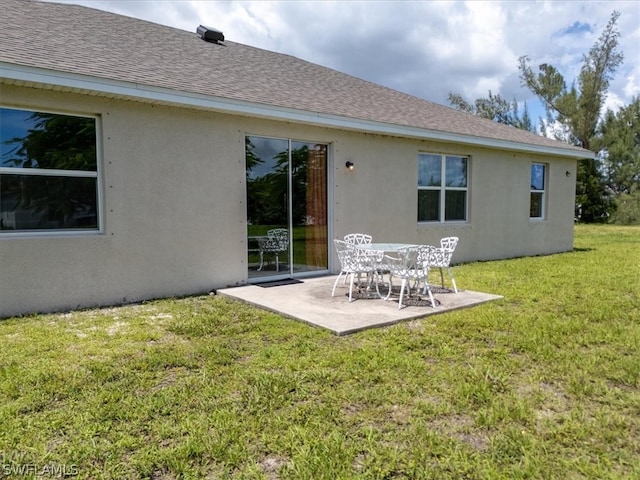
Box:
(1, 225, 639, 479)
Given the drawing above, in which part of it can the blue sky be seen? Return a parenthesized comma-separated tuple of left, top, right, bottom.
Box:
(49, 1, 639, 131)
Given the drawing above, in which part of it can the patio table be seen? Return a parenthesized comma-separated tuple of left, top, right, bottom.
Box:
(354, 243, 419, 299)
(355, 243, 418, 252)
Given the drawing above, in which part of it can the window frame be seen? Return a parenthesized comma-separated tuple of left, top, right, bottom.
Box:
(0, 106, 103, 237)
(417, 152, 469, 224)
(529, 162, 547, 220)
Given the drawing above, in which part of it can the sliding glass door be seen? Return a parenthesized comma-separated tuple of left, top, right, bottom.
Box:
(246, 136, 328, 280)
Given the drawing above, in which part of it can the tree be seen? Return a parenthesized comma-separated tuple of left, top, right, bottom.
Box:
(593, 97, 640, 224)
(595, 97, 640, 196)
(518, 11, 624, 222)
(3, 112, 96, 170)
(448, 90, 535, 132)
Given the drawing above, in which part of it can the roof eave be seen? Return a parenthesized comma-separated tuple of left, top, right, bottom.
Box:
(0, 62, 594, 160)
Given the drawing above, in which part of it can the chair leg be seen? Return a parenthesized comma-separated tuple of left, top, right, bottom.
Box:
(331, 272, 343, 297)
(421, 269, 430, 294)
(424, 283, 436, 308)
(397, 279, 408, 309)
(257, 250, 264, 271)
(374, 270, 386, 299)
(447, 268, 458, 293)
(383, 275, 394, 301)
(348, 273, 356, 302)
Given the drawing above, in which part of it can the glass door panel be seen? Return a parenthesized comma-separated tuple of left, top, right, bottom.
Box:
(246, 137, 290, 279)
(291, 141, 328, 274)
(246, 136, 328, 279)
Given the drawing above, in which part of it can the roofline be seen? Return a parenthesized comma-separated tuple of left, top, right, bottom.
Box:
(1, 62, 594, 159)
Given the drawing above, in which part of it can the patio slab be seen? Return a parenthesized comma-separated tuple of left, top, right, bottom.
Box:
(218, 276, 503, 335)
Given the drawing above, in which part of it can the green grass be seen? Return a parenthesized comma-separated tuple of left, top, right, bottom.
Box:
(1, 225, 639, 479)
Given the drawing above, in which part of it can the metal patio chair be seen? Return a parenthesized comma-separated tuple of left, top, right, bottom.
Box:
(384, 245, 436, 309)
(257, 228, 289, 272)
(342, 233, 373, 284)
(426, 236, 459, 293)
(332, 239, 383, 302)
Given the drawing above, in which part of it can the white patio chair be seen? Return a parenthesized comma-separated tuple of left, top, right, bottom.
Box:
(344, 233, 372, 245)
(257, 228, 289, 271)
(332, 239, 383, 302)
(426, 236, 459, 293)
(342, 233, 373, 284)
(384, 245, 435, 309)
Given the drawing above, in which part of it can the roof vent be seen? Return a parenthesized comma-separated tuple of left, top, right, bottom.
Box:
(197, 25, 224, 44)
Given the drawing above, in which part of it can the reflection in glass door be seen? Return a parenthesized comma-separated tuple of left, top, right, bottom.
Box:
(246, 136, 328, 280)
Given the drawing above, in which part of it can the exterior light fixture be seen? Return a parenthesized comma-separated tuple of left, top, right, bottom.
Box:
(345, 161, 355, 171)
(566, 171, 571, 177)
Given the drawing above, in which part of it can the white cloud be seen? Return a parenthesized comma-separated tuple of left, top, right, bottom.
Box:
(624, 70, 640, 98)
(603, 92, 626, 115)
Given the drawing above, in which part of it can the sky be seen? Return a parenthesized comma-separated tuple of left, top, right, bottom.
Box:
(47, 0, 640, 128)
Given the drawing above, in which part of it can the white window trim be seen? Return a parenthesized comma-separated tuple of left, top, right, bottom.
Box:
(530, 162, 547, 221)
(0, 106, 103, 237)
(0, 167, 98, 178)
(418, 153, 469, 224)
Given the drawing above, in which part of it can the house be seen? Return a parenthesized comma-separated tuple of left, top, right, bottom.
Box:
(0, 0, 592, 318)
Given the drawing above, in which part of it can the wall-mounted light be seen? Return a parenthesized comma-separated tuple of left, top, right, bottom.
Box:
(345, 161, 355, 171)
(565, 171, 571, 177)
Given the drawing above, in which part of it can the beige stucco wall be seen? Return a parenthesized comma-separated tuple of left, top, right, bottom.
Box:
(0, 85, 577, 317)
(332, 133, 577, 262)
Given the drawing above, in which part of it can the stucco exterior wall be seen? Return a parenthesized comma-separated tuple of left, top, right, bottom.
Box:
(0, 85, 576, 317)
(1, 86, 250, 317)
(331, 133, 577, 262)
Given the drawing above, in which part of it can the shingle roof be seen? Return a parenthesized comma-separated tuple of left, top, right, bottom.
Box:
(0, 0, 591, 157)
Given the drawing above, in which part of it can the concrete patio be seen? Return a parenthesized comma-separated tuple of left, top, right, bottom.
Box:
(218, 276, 503, 335)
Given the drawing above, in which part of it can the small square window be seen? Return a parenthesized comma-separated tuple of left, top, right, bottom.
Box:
(418, 153, 468, 223)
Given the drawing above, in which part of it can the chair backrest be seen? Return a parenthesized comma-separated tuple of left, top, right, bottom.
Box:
(335, 239, 380, 273)
(423, 244, 447, 268)
(440, 236, 458, 252)
(432, 236, 458, 267)
(344, 233, 372, 245)
(419, 244, 438, 268)
(386, 245, 422, 277)
(334, 239, 353, 271)
(334, 238, 349, 255)
(267, 228, 289, 251)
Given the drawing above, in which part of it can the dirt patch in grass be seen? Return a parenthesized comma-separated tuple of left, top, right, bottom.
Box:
(259, 455, 289, 479)
(428, 414, 490, 451)
(388, 404, 412, 425)
(149, 367, 189, 393)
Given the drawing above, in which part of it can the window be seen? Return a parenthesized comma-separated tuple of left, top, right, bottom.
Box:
(0, 107, 100, 233)
(530, 163, 546, 219)
(418, 153, 468, 222)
